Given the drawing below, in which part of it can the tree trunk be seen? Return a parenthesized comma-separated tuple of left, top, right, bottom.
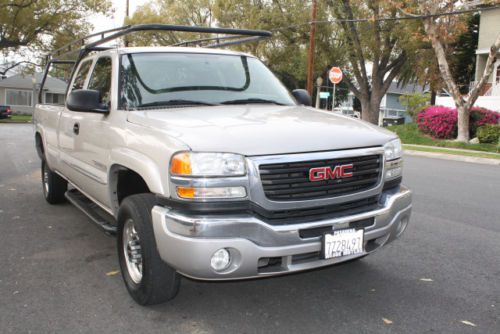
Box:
(360, 98, 381, 125)
(430, 90, 436, 105)
(456, 106, 470, 142)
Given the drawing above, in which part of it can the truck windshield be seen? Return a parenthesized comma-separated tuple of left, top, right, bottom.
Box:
(119, 52, 296, 109)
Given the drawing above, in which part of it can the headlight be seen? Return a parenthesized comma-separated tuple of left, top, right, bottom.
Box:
(383, 138, 402, 161)
(384, 138, 403, 182)
(170, 152, 246, 177)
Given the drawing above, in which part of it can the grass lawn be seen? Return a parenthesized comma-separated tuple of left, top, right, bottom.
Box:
(0, 115, 32, 123)
(388, 123, 500, 154)
(403, 145, 500, 160)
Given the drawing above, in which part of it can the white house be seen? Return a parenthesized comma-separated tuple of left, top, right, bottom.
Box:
(436, 7, 500, 112)
(338, 79, 425, 124)
(0, 73, 66, 114)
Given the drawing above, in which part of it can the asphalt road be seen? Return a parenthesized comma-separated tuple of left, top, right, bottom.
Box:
(0, 124, 499, 334)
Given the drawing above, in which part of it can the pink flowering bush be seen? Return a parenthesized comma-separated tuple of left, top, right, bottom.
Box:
(417, 106, 457, 139)
(417, 106, 499, 139)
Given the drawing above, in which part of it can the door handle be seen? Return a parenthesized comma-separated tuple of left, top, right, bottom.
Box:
(73, 122, 80, 135)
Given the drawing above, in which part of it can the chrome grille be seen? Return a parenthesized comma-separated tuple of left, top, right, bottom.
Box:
(259, 154, 382, 201)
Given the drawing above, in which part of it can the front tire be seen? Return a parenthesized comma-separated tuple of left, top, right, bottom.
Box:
(41, 160, 67, 204)
(117, 194, 180, 305)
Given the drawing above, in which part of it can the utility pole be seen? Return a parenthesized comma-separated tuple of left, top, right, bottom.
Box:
(125, 0, 130, 47)
(306, 0, 318, 96)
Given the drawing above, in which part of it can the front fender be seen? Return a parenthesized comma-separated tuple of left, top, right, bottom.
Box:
(109, 147, 168, 197)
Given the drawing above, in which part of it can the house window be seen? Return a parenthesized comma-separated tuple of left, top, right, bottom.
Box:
(45, 93, 65, 105)
(6, 90, 32, 106)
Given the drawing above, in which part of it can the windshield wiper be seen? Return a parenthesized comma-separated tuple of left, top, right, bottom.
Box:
(220, 98, 285, 105)
(136, 99, 216, 108)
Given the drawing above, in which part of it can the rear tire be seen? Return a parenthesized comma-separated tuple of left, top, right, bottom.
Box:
(117, 193, 180, 305)
(41, 160, 67, 204)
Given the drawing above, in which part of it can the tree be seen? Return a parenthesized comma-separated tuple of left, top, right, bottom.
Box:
(399, 92, 430, 119)
(0, 60, 36, 76)
(0, 0, 111, 54)
(125, 0, 217, 46)
(449, 13, 480, 94)
(395, 12, 479, 107)
(416, 2, 500, 142)
(325, 0, 416, 124)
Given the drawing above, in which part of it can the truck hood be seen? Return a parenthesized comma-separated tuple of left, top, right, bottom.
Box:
(127, 105, 396, 156)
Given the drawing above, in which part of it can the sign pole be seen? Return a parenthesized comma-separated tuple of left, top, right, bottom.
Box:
(332, 83, 336, 111)
(328, 67, 342, 112)
(315, 85, 321, 109)
(315, 77, 323, 109)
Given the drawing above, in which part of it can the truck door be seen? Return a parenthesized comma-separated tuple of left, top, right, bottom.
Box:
(67, 56, 113, 208)
(58, 59, 93, 184)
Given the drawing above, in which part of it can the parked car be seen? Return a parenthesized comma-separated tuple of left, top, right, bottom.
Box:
(0, 105, 12, 119)
(33, 25, 412, 306)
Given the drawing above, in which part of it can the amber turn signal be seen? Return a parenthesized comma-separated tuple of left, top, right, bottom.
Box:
(170, 152, 192, 175)
(176, 186, 195, 199)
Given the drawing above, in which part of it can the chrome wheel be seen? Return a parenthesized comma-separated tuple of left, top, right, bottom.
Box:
(123, 219, 143, 284)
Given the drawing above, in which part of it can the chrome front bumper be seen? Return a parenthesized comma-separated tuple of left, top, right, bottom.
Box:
(151, 186, 412, 280)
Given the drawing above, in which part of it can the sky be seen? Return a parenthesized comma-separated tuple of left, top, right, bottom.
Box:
(89, 0, 150, 33)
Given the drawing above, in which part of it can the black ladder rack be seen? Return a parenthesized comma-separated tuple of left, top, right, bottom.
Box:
(39, 24, 272, 103)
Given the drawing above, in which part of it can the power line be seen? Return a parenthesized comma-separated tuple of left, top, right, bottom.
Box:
(270, 4, 500, 32)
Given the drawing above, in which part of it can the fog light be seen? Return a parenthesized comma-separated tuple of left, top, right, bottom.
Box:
(210, 248, 231, 271)
(385, 167, 402, 180)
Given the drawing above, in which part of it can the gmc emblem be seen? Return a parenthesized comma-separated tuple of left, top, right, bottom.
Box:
(309, 164, 354, 182)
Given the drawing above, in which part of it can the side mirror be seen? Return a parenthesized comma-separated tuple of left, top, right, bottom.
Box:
(66, 89, 109, 113)
(292, 89, 312, 106)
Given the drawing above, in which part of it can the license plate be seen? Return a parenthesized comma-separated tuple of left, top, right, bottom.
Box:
(322, 228, 364, 259)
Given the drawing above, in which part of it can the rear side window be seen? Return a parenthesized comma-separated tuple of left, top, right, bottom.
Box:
(88, 57, 112, 105)
(72, 60, 92, 90)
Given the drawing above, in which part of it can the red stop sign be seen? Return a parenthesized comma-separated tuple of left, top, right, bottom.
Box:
(329, 67, 343, 84)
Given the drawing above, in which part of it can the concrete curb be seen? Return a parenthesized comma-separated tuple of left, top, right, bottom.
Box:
(404, 150, 500, 166)
(403, 144, 500, 157)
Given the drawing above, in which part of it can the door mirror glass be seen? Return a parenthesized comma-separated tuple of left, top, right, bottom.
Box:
(66, 89, 109, 113)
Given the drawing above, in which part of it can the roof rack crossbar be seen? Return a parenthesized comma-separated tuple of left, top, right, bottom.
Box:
(206, 36, 265, 48)
(49, 24, 272, 61)
(171, 34, 244, 47)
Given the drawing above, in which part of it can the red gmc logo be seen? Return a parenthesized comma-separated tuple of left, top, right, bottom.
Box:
(309, 164, 354, 182)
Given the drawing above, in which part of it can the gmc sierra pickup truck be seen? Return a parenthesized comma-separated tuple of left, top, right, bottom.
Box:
(33, 25, 412, 306)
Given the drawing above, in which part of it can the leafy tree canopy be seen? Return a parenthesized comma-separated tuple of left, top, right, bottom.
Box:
(0, 0, 111, 59)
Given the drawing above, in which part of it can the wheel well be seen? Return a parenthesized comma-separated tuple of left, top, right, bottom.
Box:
(114, 168, 150, 205)
(35, 132, 44, 160)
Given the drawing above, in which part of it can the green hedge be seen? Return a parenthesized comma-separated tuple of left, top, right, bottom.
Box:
(477, 124, 500, 144)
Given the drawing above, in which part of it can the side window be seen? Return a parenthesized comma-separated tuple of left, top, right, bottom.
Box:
(72, 60, 92, 90)
(88, 57, 112, 105)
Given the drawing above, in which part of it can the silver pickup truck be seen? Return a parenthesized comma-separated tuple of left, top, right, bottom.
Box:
(33, 25, 411, 306)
